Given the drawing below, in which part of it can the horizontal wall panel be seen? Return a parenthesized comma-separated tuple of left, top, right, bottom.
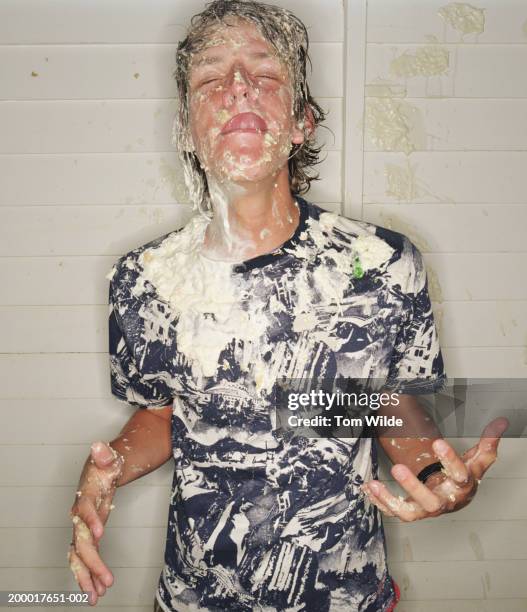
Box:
(0, 445, 173, 487)
(363, 99, 527, 151)
(0, 486, 171, 528)
(0, 398, 139, 445)
(0, 256, 114, 306)
(0, 43, 343, 100)
(366, 44, 527, 98)
(385, 520, 527, 562)
(0, 98, 342, 154)
(367, 0, 527, 44)
(422, 253, 527, 302)
(436, 301, 527, 348)
(0, 305, 107, 353)
(363, 152, 527, 205)
(389, 560, 527, 600)
(0, 205, 191, 257)
(363, 204, 527, 253)
(0, 527, 165, 568)
(0, 0, 344, 44)
(442, 347, 527, 377)
(0, 151, 341, 206)
(0, 353, 110, 400)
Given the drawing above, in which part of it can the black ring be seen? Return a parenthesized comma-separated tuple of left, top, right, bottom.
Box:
(417, 461, 444, 484)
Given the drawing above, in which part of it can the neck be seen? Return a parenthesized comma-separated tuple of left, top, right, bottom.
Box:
(202, 166, 300, 262)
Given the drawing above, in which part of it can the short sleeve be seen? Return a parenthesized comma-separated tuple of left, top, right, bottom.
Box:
(108, 276, 174, 410)
(384, 242, 446, 395)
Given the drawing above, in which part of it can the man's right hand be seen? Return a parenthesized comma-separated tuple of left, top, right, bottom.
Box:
(68, 441, 124, 606)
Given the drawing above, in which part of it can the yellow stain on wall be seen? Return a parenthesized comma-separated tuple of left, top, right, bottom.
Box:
(384, 161, 421, 201)
(438, 2, 485, 36)
(364, 97, 426, 155)
(383, 159, 450, 203)
(390, 45, 450, 78)
(364, 82, 407, 98)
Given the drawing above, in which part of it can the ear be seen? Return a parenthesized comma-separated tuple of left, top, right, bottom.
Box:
(291, 104, 315, 145)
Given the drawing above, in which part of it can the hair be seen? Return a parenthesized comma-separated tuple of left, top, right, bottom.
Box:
(173, 0, 327, 215)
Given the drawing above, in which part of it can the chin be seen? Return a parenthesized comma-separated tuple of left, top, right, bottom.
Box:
(216, 154, 279, 183)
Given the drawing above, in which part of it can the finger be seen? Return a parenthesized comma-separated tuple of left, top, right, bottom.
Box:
(432, 439, 470, 484)
(93, 575, 107, 598)
(74, 497, 104, 541)
(90, 442, 124, 481)
(391, 465, 444, 513)
(367, 480, 427, 522)
(479, 417, 509, 452)
(362, 484, 396, 516)
(466, 417, 509, 480)
(482, 416, 509, 437)
(68, 545, 98, 606)
(97, 493, 116, 527)
(72, 516, 114, 588)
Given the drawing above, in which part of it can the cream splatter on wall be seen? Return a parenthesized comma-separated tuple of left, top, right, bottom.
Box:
(438, 2, 486, 37)
(390, 45, 450, 78)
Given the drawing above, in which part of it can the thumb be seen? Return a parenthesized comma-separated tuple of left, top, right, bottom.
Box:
(480, 417, 509, 442)
(90, 441, 120, 470)
(478, 417, 509, 453)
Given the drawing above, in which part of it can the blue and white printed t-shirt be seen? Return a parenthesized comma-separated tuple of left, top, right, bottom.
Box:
(108, 197, 446, 612)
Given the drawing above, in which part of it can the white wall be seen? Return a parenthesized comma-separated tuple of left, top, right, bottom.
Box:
(0, 0, 525, 610)
(350, 1, 527, 610)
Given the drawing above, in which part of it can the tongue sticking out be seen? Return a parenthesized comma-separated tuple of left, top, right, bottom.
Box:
(221, 112, 268, 135)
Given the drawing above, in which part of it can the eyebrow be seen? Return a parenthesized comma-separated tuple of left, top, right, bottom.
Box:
(193, 51, 274, 67)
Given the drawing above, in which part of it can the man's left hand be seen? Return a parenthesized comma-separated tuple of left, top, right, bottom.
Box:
(361, 417, 509, 521)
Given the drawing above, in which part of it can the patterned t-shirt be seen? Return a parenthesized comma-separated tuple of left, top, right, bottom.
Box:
(108, 197, 445, 612)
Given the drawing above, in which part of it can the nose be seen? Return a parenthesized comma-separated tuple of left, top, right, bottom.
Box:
(222, 67, 257, 106)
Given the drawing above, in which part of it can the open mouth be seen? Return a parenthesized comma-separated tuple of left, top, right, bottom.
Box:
(220, 112, 268, 135)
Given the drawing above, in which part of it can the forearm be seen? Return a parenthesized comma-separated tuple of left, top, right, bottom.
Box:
(108, 407, 172, 486)
(108, 408, 173, 487)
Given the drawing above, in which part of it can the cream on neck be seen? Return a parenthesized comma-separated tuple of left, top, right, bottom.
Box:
(201, 167, 300, 263)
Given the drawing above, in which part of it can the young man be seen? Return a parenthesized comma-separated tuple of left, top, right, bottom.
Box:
(69, 1, 507, 610)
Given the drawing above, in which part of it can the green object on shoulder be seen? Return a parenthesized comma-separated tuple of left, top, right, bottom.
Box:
(353, 255, 364, 279)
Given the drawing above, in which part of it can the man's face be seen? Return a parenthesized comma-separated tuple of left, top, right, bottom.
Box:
(187, 19, 305, 184)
